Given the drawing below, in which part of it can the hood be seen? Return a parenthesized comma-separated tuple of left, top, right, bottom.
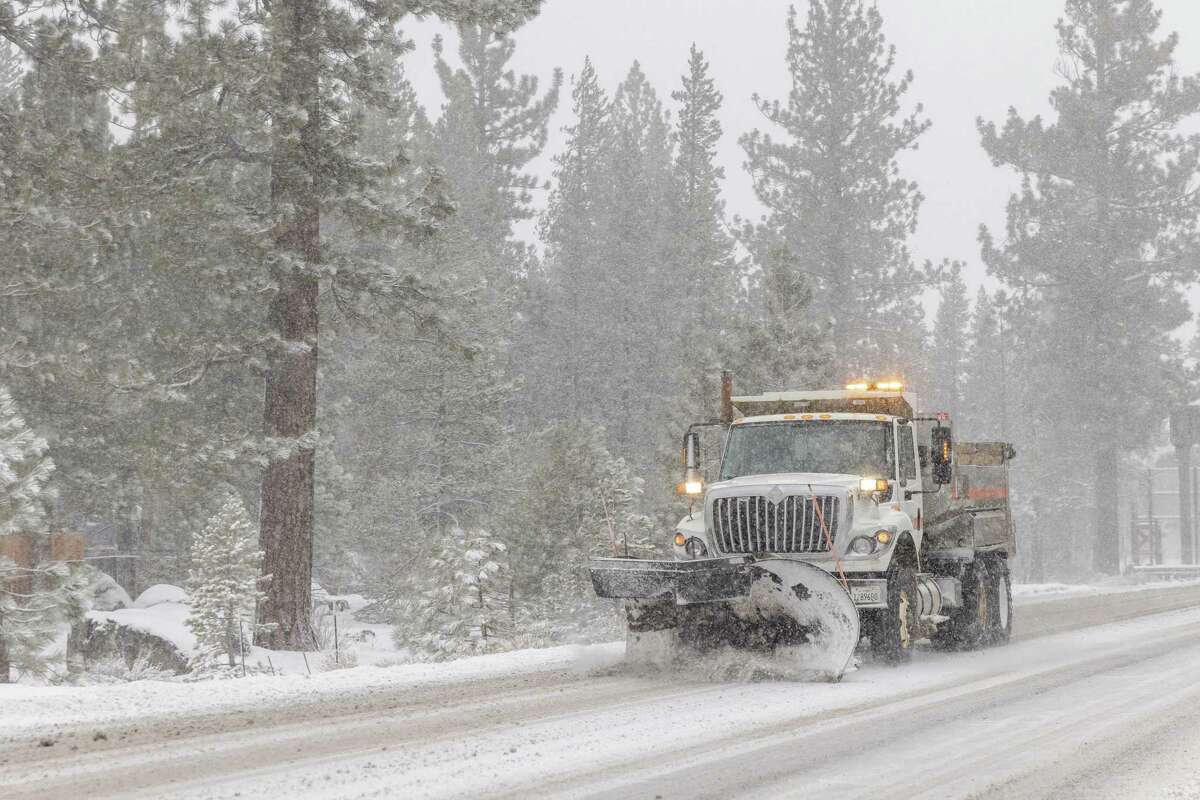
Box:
(708, 472, 862, 495)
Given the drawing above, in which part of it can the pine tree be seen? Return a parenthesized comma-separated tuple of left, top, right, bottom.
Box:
(539, 61, 678, 468)
(0, 386, 83, 683)
(737, 234, 835, 395)
(186, 494, 267, 669)
(930, 265, 970, 421)
(594, 62, 677, 460)
(393, 526, 513, 660)
(502, 421, 654, 641)
(960, 288, 1009, 441)
(741, 1, 931, 382)
(537, 58, 613, 421)
(979, 0, 1200, 573)
(666, 45, 742, 420)
(0, 388, 54, 537)
(320, 21, 558, 609)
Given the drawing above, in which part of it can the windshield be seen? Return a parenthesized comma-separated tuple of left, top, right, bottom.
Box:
(720, 421, 894, 480)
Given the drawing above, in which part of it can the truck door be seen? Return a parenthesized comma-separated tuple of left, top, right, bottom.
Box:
(897, 421, 922, 532)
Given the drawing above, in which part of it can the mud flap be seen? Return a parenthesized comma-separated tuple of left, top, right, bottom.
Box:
(739, 559, 861, 681)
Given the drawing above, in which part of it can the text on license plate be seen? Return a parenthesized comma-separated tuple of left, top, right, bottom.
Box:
(850, 585, 884, 605)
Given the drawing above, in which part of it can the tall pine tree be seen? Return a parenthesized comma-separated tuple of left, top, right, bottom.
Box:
(930, 265, 970, 421)
(979, 0, 1200, 573)
(741, 1, 930, 383)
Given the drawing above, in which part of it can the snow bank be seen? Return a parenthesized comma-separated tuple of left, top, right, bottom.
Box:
(0, 640, 624, 735)
(133, 584, 189, 608)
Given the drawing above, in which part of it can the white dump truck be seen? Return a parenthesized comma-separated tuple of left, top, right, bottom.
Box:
(589, 375, 1016, 678)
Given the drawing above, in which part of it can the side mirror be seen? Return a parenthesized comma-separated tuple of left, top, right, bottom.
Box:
(931, 426, 953, 485)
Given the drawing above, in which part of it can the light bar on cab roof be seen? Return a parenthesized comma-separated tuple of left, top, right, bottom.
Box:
(845, 379, 905, 392)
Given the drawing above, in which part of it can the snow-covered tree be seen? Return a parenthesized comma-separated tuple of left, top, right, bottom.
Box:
(961, 288, 1009, 441)
(0, 388, 54, 536)
(535, 58, 613, 421)
(186, 495, 267, 669)
(0, 387, 84, 683)
(503, 422, 655, 640)
(393, 527, 513, 660)
(320, 20, 559, 609)
(539, 60, 678, 469)
(664, 45, 744, 427)
(979, 0, 1200, 573)
(741, 0, 931, 382)
(930, 266, 971, 421)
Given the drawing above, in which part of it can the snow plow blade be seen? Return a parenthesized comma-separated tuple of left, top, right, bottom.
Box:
(589, 557, 860, 680)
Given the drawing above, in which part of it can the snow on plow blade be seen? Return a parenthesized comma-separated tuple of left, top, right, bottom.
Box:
(589, 557, 860, 680)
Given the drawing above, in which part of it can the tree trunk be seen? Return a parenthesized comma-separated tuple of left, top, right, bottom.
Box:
(258, 0, 321, 649)
(0, 611, 9, 684)
(1093, 445, 1120, 574)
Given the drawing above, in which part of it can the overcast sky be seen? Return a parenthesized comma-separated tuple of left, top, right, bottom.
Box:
(404, 0, 1200, 307)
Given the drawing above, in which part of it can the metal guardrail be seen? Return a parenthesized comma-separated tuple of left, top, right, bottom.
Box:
(1130, 564, 1200, 582)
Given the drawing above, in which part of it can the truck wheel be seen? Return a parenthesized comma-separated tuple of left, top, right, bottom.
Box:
(989, 557, 1013, 645)
(870, 560, 918, 665)
(931, 559, 991, 650)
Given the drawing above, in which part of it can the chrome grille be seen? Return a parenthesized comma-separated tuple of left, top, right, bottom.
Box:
(710, 494, 839, 554)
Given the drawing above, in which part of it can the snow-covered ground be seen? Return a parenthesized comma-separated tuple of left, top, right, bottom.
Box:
(3, 589, 1200, 800)
(0, 639, 621, 734)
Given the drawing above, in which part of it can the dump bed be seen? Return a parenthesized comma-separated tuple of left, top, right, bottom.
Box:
(923, 441, 1016, 557)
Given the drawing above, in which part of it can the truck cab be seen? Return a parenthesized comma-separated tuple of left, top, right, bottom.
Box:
(674, 407, 925, 581)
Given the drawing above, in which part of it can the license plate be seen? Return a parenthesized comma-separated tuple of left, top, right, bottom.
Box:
(850, 584, 884, 606)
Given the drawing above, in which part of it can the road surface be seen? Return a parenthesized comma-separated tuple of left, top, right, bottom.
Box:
(3, 585, 1200, 799)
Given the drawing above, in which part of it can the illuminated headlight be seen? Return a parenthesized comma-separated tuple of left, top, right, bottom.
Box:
(684, 537, 708, 559)
(859, 477, 888, 493)
(684, 479, 704, 496)
(849, 536, 876, 555)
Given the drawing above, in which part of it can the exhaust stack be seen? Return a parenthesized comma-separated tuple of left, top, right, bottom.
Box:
(721, 370, 734, 424)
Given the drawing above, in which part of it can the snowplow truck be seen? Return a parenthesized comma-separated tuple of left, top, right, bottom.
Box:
(588, 377, 1016, 679)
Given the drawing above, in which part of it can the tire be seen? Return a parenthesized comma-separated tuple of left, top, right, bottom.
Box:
(870, 559, 918, 664)
(988, 556, 1013, 646)
(931, 559, 991, 651)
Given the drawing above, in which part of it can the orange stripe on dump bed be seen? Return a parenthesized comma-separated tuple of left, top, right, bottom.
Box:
(967, 486, 1008, 501)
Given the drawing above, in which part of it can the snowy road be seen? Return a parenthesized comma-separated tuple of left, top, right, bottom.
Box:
(3, 585, 1200, 799)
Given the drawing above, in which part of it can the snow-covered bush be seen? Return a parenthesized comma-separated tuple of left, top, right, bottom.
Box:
(186, 494, 268, 670)
(394, 527, 514, 661)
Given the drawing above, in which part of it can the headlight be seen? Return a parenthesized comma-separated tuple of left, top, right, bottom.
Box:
(683, 479, 704, 495)
(849, 536, 876, 555)
(684, 537, 708, 558)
